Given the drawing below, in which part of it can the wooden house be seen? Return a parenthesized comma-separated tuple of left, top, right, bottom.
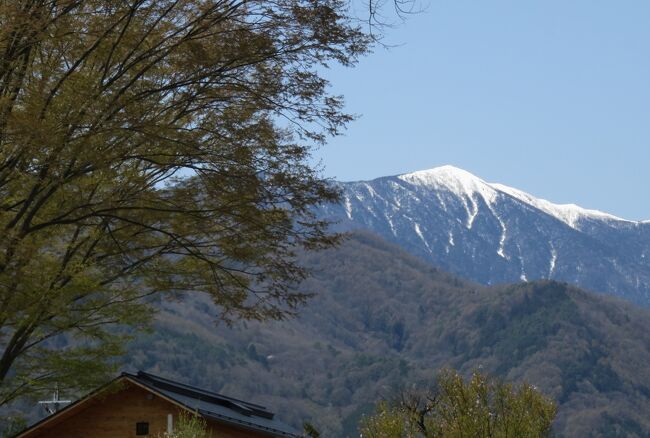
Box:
(16, 371, 303, 438)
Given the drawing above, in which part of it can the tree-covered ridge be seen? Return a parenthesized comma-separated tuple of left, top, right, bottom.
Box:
(115, 232, 650, 437)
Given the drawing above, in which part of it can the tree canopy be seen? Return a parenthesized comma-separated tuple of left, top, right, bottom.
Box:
(360, 369, 557, 438)
(0, 0, 370, 405)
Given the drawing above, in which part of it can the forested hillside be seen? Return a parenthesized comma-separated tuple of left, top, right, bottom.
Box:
(125, 232, 650, 437)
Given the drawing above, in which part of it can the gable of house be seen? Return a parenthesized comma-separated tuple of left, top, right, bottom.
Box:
(16, 372, 302, 438)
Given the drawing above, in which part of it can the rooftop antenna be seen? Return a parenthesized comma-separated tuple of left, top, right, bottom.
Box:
(38, 384, 71, 415)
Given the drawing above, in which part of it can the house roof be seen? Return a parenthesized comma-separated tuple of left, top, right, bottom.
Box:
(16, 371, 303, 438)
(125, 371, 303, 437)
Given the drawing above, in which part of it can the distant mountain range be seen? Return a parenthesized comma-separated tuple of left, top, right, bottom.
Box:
(317, 165, 650, 306)
(125, 233, 650, 437)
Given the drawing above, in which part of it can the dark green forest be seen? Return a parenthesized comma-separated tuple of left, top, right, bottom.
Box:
(118, 232, 650, 437)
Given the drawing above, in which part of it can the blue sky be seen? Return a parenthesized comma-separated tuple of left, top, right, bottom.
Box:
(312, 1, 650, 220)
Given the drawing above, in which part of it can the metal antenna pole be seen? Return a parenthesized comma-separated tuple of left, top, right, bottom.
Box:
(38, 384, 71, 415)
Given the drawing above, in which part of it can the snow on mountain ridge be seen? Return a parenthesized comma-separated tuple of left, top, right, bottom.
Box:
(398, 165, 499, 206)
(397, 165, 635, 230)
(489, 183, 629, 229)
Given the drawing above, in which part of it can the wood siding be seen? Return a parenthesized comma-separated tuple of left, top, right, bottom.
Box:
(21, 383, 275, 438)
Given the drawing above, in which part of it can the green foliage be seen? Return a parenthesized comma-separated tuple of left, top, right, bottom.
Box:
(160, 411, 212, 438)
(361, 400, 416, 437)
(0, 0, 370, 404)
(360, 369, 557, 438)
(303, 421, 321, 438)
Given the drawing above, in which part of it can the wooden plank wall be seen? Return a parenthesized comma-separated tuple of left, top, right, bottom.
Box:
(24, 383, 274, 438)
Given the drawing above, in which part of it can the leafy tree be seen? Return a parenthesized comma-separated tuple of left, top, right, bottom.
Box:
(0, 0, 370, 405)
(360, 369, 557, 438)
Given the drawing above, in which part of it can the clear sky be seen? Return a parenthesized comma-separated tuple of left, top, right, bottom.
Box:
(312, 0, 650, 220)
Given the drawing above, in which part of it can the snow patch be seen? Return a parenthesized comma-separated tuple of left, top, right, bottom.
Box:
(497, 233, 507, 258)
(548, 244, 557, 278)
(413, 222, 424, 240)
(436, 193, 447, 212)
(351, 190, 377, 218)
(343, 195, 353, 220)
(364, 183, 379, 198)
(386, 213, 396, 236)
(485, 202, 508, 259)
(414, 223, 432, 253)
(517, 244, 528, 282)
(466, 195, 479, 229)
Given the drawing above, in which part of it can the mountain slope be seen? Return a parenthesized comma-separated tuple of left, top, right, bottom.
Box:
(123, 233, 650, 437)
(317, 165, 650, 306)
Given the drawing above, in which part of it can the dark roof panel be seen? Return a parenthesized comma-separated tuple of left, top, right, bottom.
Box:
(124, 371, 302, 438)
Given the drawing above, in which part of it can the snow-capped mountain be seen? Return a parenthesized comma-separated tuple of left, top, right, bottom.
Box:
(317, 165, 650, 306)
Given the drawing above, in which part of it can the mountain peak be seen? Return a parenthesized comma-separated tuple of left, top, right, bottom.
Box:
(400, 165, 481, 183)
(317, 165, 650, 308)
(398, 165, 498, 204)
